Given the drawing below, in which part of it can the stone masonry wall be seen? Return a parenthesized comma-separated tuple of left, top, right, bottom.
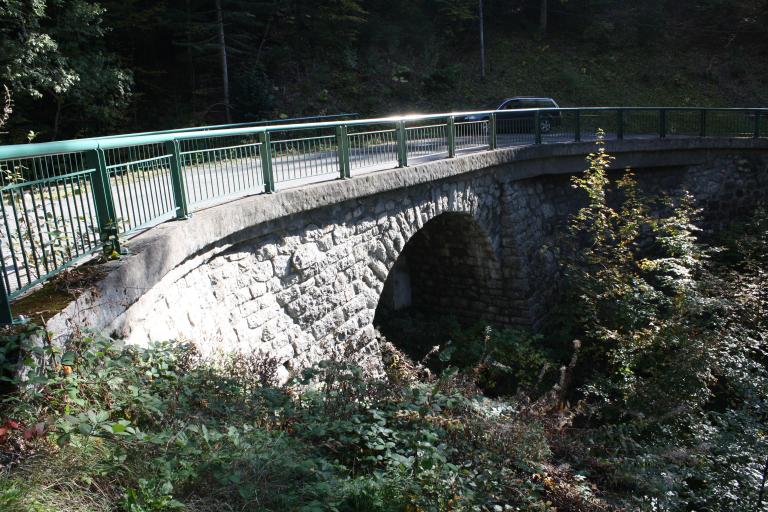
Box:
(66, 150, 768, 380)
(496, 153, 768, 328)
(115, 174, 508, 381)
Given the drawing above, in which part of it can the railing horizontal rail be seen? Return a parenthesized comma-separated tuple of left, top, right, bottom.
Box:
(1, 106, 767, 323)
(180, 141, 261, 155)
(3, 107, 768, 159)
(64, 113, 360, 143)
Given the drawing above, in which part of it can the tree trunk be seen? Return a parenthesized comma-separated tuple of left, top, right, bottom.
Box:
(215, 0, 232, 123)
(540, 0, 548, 34)
(479, 0, 486, 79)
(52, 96, 62, 141)
(255, 9, 276, 66)
(186, 0, 197, 113)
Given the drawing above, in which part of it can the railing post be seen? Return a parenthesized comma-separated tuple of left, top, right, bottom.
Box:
(165, 140, 189, 219)
(447, 116, 456, 158)
(86, 148, 120, 255)
(259, 131, 275, 193)
(754, 110, 761, 139)
(0, 276, 12, 325)
(659, 109, 667, 139)
(336, 125, 351, 178)
(396, 121, 408, 167)
(574, 110, 581, 142)
(700, 109, 707, 137)
(489, 113, 497, 149)
(534, 110, 542, 144)
(616, 109, 624, 140)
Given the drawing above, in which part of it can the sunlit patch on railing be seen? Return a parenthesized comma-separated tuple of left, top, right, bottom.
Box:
(348, 127, 398, 174)
(104, 144, 176, 233)
(405, 123, 448, 161)
(270, 131, 339, 184)
(455, 120, 489, 152)
(180, 134, 263, 206)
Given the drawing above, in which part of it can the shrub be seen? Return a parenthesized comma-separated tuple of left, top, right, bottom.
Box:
(0, 326, 607, 511)
(558, 133, 768, 511)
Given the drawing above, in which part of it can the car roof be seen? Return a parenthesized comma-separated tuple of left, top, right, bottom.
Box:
(502, 97, 557, 102)
(496, 97, 559, 110)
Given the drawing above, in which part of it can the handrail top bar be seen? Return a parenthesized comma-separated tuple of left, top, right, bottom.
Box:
(1, 106, 766, 159)
(85, 112, 361, 141)
(0, 113, 360, 159)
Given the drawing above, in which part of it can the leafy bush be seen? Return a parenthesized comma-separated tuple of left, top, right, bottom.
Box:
(378, 312, 557, 397)
(556, 133, 768, 511)
(0, 325, 609, 511)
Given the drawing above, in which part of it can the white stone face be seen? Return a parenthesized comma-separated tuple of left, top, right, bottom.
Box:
(105, 176, 506, 381)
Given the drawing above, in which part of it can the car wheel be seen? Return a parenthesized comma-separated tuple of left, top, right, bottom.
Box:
(540, 118, 552, 133)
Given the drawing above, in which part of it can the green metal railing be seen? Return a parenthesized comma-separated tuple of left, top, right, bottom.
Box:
(1, 106, 766, 323)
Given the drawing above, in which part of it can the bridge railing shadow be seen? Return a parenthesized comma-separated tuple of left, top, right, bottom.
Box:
(0, 106, 766, 323)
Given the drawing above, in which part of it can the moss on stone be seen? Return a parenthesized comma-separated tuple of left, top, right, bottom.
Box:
(11, 264, 106, 324)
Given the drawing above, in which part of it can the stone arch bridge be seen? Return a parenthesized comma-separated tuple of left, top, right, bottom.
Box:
(50, 138, 768, 376)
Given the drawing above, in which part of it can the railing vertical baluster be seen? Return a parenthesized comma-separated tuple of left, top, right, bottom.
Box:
(659, 109, 667, 139)
(754, 110, 761, 139)
(534, 110, 542, 144)
(0, 275, 12, 324)
(489, 113, 497, 149)
(344, 126, 351, 176)
(259, 131, 275, 193)
(617, 109, 624, 140)
(396, 121, 408, 167)
(336, 125, 351, 178)
(447, 116, 456, 158)
(165, 140, 189, 219)
(86, 148, 120, 255)
(700, 109, 707, 137)
(574, 110, 581, 142)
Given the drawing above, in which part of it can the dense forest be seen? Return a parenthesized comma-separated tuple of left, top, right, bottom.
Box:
(1, 0, 768, 142)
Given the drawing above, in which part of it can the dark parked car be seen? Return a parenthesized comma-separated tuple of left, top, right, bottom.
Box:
(463, 97, 561, 133)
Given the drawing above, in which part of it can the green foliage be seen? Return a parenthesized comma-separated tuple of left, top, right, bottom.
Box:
(4, 0, 767, 138)
(0, 0, 132, 139)
(120, 480, 184, 512)
(378, 311, 556, 396)
(230, 61, 274, 119)
(558, 137, 768, 511)
(0, 327, 588, 511)
(437, 325, 555, 396)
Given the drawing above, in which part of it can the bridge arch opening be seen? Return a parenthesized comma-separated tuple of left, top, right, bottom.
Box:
(374, 212, 506, 356)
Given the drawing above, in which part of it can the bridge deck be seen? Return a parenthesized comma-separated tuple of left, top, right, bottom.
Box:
(1, 106, 766, 322)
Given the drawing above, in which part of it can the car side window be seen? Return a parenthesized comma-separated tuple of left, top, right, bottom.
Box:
(504, 100, 521, 110)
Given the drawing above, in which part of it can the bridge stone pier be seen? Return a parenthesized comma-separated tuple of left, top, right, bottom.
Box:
(49, 139, 768, 379)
